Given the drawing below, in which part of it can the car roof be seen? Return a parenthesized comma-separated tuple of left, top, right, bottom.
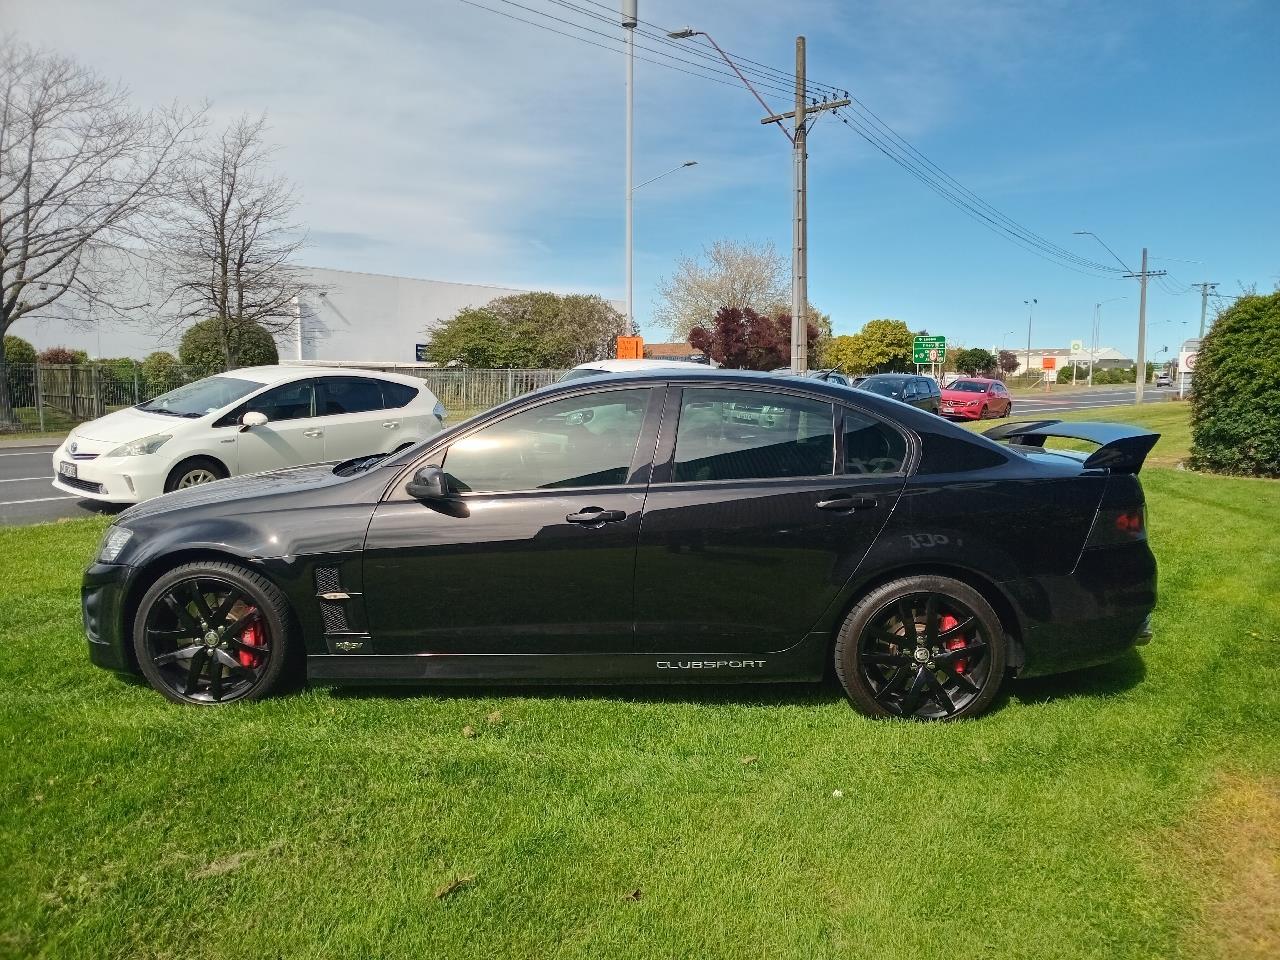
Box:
(230, 365, 425, 387)
(572, 358, 710, 372)
(859, 373, 914, 381)
(946, 377, 999, 385)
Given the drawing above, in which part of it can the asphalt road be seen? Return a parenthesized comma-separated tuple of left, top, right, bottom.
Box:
(0, 385, 1180, 528)
(0, 442, 122, 528)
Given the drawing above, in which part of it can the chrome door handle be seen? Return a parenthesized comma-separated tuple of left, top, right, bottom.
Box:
(382, 420, 400, 429)
(303, 429, 324, 438)
(816, 494, 879, 511)
(566, 507, 627, 525)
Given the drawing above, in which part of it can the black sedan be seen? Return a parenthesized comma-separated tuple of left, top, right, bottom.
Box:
(82, 369, 1159, 721)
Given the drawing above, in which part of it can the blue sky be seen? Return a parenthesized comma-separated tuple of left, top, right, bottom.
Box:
(13, 0, 1279, 357)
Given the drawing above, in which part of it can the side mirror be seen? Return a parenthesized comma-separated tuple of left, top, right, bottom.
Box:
(240, 411, 268, 431)
(406, 464, 450, 501)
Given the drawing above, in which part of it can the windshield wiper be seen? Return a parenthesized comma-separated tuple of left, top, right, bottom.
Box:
(333, 452, 391, 476)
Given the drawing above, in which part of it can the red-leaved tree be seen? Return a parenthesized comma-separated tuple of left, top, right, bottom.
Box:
(688, 306, 818, 370)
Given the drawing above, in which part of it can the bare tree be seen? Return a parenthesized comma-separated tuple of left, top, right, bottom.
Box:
(653, 239, 788, 339)
(0, 37, 199, 427)
(153, 114, 317, 370)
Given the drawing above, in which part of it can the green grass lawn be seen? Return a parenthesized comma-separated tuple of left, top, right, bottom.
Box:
(2, 405, 1277, 959)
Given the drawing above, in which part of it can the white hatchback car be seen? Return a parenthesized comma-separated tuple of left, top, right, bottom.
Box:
(51, 366, 446, 504)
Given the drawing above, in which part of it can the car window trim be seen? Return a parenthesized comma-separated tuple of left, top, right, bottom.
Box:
(383, 384, 664, 502)
(836, 403, 917, 478)
(651, 383, 837, 486)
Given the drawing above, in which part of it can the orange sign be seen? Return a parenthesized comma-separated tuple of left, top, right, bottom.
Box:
(616, 335, 644, 360)
(1042, 356, 1057, 371)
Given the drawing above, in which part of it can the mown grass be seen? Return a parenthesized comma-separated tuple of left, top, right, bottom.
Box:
(2, 405, 1277, 959)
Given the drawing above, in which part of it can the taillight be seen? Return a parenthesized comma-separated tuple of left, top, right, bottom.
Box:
(1087, 505, 1147, 546)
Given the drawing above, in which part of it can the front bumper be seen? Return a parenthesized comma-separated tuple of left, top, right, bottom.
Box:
(83, 561, 138, 674)
(50, 443, 165, 504)
(941, 404, 984, 420)
(1006, 540, 1157, 678)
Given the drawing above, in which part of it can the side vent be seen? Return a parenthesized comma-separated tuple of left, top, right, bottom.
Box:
(315, 566, 349, 633)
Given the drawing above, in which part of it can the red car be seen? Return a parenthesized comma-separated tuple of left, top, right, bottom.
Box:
(940, 378, 1012, 420)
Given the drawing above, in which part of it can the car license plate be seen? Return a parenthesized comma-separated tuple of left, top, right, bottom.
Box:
(59, 461, 77, 479)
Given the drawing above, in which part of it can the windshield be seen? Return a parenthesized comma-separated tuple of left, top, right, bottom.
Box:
(137, 375, 264, 418)
(947, 380, 988, 393)
(860, 378, 905, 397)
(557, 368, 608, 382)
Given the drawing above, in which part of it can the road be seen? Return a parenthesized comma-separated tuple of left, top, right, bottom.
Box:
(0, 442, 121, 528)
(1008, 385, 1178, 415)
(0, 385, 1180, 527)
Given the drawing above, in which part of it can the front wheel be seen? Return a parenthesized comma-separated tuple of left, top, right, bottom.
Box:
(834, 576, 1007, 721)
(132, 561, 294, 705)
(164, 457, 228, 493)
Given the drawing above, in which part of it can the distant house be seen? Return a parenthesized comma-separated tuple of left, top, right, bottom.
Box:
(644, 342, 710, 364)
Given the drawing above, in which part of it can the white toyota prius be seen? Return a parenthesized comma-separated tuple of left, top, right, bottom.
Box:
(51, 366, 446, 504)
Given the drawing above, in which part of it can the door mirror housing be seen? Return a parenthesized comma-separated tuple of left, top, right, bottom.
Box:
(407, 464, 450, 501)
(240, 411, 268, 431)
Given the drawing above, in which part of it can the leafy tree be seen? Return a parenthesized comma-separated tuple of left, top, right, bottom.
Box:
(180, 318, 278, 378)
(954, 348, 997, 376)
(997, 350, 1019, 377)
(3, 336, 36, 365)
(655, 239, 788, 338)
(141, 351, 185, 396)
(2, 336, 37, 411)
(425, 292, 624, 368)
(1189, 291, 1280, 477)
(37, 346, 88, 364)
(821, 319, 914, 374)
(688, 306, 817, 371)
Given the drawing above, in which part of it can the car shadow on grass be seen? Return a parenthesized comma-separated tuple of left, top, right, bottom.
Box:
(1003, 649, 1147, 708)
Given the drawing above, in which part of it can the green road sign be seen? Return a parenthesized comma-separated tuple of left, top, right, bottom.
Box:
(913, 335, 946, 364)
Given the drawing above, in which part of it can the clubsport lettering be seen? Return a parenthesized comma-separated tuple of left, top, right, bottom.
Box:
(657, 660, 767, 670)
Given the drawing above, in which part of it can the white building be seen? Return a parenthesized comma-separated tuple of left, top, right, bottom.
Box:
(1006, 346, 1134, 378)
(12, 257, 620, 363)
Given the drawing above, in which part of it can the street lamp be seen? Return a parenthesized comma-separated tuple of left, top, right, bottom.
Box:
(1089, 296, 1126, 386)
(666, 28, 792, 143)
(634, 160, 697, 192)
(1000, 330, 1014, 349)
(1023, 299, 1037, 383)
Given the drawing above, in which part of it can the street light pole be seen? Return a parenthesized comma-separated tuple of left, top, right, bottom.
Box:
(1023, 299, 1037, 383)
(623, 1, 637, 336)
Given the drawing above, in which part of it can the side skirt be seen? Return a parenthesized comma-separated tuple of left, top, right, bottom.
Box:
(307, 632, 830, 684)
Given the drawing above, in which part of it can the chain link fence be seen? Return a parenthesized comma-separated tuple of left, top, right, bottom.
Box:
(0, 361, 567, 436)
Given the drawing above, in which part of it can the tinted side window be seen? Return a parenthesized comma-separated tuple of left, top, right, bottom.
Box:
(442, 389, 649, 493)
(917, 433, 1009, 473)
(843, 410, 908, 475)
(672, 388, 834, 482)
(383, 381, 419, 408)
(244, 380, 315, 422)
(322, 377, 385, 415)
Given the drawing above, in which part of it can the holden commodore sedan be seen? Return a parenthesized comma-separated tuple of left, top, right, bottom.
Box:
(82, 369, 1158, 720)
(51, 366, 445, 503)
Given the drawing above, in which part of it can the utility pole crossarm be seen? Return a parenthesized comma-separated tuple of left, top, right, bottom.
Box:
(761, 99, 850, 126)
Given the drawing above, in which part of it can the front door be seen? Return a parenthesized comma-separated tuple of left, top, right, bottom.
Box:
(632, 387, 910, 654)
(231, 379, 326, 473)
(363, 386, 661, 655)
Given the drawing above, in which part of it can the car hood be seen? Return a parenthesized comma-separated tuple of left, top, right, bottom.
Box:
(117, 461, 350, 523)
(941, 389, 986, 401)
(70, 406, 197, 443)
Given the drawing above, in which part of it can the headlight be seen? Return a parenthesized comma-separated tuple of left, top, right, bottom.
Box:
(98, 526, 134, 564)
(106, 433, 171, 457)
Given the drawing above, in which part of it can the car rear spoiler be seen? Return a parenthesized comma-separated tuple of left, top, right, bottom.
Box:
(982, 420, 1160, 474)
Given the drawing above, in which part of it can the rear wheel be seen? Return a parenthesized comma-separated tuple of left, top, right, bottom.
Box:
(164, 457, 227, 493)
(834, 575, 1007, 721)
(132, 561, 293, 706)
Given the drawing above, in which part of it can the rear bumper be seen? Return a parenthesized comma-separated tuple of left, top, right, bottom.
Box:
(1005, 541, 1157, 678)
(83, 561, 137, 674)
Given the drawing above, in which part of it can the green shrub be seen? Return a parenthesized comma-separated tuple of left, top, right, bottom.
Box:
(3, 335, 37, 365)
(2, 335, 38, 409)
(179, 318, 279, 377)
(1189, 291, 1280, 477)
(140, 352, 186, 397)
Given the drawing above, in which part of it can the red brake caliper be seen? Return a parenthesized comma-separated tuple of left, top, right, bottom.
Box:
(238, 614, 262, 668)
(939, 613, 967, 673)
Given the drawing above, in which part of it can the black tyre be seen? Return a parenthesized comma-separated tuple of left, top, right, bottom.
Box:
(132, 561, 293, 706)
(164, 456, 228, 493)
(834, 575, 1007, 721)
(1003, 402, 1013, 419)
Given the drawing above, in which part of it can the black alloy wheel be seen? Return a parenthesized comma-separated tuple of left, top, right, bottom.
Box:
(835, 575, 1007, 720)
(133, 562, 292, 705)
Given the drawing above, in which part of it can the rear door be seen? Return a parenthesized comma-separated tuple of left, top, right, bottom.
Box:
(316, 376, 397, 461)
(631, 386, 911, 654)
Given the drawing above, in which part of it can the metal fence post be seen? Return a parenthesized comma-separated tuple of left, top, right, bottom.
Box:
(35, 363, 46, 432)
(462, 366, 469, 409)
(133, 362, 141, 404)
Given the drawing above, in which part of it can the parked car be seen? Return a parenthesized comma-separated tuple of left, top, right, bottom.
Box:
(51, 366, 445, 504)
(1155, 373, 1172, 388)
(559, 358, 717, 381)
(83, 368, 1159, 721)
(940, 377, 1013, 420)
(855, 374, 942, 414)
